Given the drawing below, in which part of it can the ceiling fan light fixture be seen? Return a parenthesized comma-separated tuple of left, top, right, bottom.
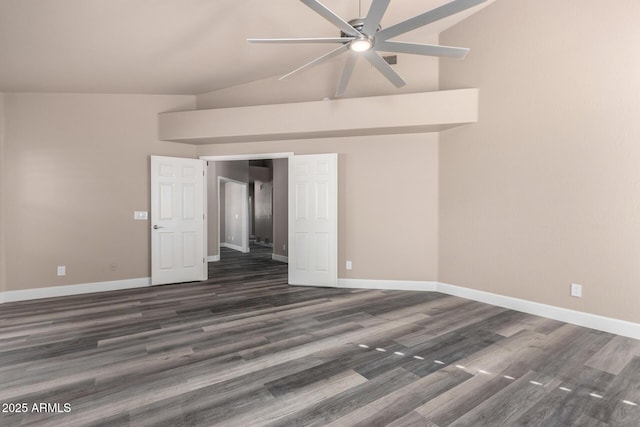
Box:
(350, 37, 373, 52)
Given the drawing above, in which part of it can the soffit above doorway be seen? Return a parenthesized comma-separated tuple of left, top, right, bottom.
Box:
(159, 89, 478, 145)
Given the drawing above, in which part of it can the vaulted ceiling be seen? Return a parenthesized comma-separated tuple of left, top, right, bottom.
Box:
(0, 0, 494, 96)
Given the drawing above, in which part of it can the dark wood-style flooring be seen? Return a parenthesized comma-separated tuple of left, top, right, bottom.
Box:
(1, 246, 640, 426)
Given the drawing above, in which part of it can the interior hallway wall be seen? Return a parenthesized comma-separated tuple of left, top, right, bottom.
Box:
(251, 164, 273, 244)
(3, 93, 196, 292)
(439, 0, 640, 323)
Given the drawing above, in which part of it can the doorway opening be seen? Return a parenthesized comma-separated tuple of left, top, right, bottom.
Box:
(202, 152, 338, 287)
(203, 153, 292, 264)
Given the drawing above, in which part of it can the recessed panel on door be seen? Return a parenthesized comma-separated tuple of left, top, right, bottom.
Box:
(296, 183, 308, 221)
(182, 183, 196, 220)
(295, 233, 308, 271)
(159, 164, 174, 177)
(295, 163, 309, 177)
(315, 232, 329, 272)
(182, 231, 196, 268)
(160, 183, 174, 220)
(316, 181, 329, 221)
(182, 166, 196, 178)
(317, 160, 330, 175)
(159, 232, 174, 270)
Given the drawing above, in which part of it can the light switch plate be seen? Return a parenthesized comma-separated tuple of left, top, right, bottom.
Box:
(134, 211, 148, 220)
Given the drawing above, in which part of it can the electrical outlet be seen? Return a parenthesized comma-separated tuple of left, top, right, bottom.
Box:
(571, 283, 582, 298)
(346, 260, 352, 270)
(57, 265, 66, 276)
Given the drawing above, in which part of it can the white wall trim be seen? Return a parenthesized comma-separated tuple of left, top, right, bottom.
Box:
(1, 277, 151, 304)
(272, 254, 288, 263)
(338, 278, 438, 292)
(4, 275, 637, 340)
(337, 278, 640, 340)
(437, 282, 640, 341)
(200, 152, 294, 161)
(207, 255, 220, 262)
(220, 242, 248, 253)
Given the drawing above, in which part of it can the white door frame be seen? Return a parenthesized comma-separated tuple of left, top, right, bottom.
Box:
(218, 176, 249, 254)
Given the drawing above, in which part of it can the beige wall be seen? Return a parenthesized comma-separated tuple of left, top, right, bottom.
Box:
(197, 133, 439, 282)
(3, 93, 196, 291)
(440, 0, 640, 323)
(0, 93, 5, 294)
(197, 34, 440, 109)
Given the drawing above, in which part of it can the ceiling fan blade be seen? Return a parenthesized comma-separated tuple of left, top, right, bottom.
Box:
(362, 51, 406, 88)
(300, 0, 362, 37)
(248, 37, 354, 44)
(376, 0, 488, 41)
(376, 40, 470, 59)
(280, 44, 349, 81)
(362, 0, 391, 35)
(335, 52, 358, 97)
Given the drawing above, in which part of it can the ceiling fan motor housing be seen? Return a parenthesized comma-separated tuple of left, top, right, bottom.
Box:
(340, 18, 381, 38)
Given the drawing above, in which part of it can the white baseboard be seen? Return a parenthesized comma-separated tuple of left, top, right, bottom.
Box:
(1, 277, 151, 303)
(208, 255, 220, 262)
(221, 242, 248, 253)
(338, 278, 437, 292)
(337, 278, 640, 340)
(272, 254, 288, 263)
(437, 282, 640, 341)
(3, 274, 638, 340)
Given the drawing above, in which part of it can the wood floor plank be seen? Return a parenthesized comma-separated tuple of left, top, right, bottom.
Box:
(264, 367, 420, 427)
(385, 411, 437, 427)
(326, 367, 472, 426)
(447, 372, 562, 426)
(586, 335, 640, 375)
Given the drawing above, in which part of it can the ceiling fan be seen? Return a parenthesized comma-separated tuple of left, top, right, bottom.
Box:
(248, 0, 487, 97)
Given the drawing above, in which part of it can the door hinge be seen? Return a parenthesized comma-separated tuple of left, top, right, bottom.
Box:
(203, 257, 206, 264)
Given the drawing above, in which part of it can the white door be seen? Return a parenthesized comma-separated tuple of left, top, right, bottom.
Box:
(151, 156, 207, 285)
(288, 154, 337, 286)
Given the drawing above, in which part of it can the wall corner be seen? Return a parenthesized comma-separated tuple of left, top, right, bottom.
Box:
(0, 92, 6, 295)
